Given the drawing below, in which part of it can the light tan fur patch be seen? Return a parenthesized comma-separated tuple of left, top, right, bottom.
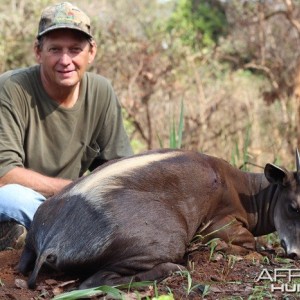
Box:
(70, 151, 180, 198)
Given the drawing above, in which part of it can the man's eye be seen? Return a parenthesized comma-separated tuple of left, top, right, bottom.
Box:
(49, 48, 60, 53)
(70, 47, 82, 54)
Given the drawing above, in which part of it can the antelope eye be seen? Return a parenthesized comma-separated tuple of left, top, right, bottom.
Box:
(46, 254, 56, 263)
(288, 204, 300, 214)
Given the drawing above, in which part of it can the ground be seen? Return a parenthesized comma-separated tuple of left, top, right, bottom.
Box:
(1, 239, 300, 300)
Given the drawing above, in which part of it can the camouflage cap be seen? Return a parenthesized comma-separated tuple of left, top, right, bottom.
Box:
(37, 2, 92, 38)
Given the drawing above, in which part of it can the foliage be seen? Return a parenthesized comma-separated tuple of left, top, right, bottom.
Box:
(169, 100, 184, 148)
(0, 0, 52, 72)
(152, 295, 174, 300)
(167, 0, 228, 49)
(52, 281, 153, 300)
(220, 0, 300, 152)
(231, 123, 251, 170)
(158, 99, 184, 149)
(206, 238, 221, 261)
(0, 0, 299, 167)
(175, 269, 203, 296)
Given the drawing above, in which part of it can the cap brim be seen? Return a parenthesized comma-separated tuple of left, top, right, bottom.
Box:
(37, 25, 93, 39)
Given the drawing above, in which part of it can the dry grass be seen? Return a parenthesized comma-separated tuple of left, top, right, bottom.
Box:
(0, 0, 297, 169)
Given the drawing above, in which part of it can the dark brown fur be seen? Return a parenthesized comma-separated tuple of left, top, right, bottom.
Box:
(18, 149, 300, 289)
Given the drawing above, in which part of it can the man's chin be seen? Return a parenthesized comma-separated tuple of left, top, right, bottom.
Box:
(56, 79, 79, 87)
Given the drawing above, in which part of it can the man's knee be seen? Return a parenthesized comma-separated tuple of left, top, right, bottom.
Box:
(0, 184, 45, 202)
(0, 184, 46, 228)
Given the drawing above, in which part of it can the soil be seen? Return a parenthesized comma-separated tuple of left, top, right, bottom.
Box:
(1, 240, 300, 300)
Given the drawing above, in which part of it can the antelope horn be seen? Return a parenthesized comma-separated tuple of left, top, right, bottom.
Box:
(296, 148, 300, 182)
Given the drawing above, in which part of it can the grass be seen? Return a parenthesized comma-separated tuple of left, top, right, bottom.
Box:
(52, 285, 124, 299)
(52, 281, 154, 300)
(152, 296, 174, 300)
(175, 269, 203, 296)
(206, 238, 221, 261)
(52, 280, 177, 300)
(49, 241, 300, 300)
(262, 232, 280, 247)
(231, 122, 251, 170)
(158, 99, 184, 149)
(248, 285, 274, 299)
(169, 99, 184, 149)
(47, 105, 294, 300)
(193, 219, 237, 244)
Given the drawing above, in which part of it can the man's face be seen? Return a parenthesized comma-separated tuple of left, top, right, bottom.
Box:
(35, 29, 96, 90)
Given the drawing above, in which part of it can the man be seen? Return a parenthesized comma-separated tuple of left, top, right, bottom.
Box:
(0, 2, 133, 251)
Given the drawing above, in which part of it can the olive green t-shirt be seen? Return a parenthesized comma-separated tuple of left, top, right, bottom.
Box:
(0, 65, 133, 180)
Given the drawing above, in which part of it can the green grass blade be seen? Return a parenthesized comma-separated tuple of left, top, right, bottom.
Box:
(169, 118, 176, 148)
(169, 100, 184, 149)
(242, 123, 251, 171)
(176, 99, 184, 149)
(52, 281, 154, 300)
(156, 131, 164, 148)
(52, 285, 124, 300)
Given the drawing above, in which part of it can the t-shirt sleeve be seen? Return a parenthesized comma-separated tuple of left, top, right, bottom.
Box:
(96, 82, 133, 161)
(0, 96, 25, 177)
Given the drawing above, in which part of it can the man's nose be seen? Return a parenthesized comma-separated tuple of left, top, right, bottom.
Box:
(59, 52, 72, 65)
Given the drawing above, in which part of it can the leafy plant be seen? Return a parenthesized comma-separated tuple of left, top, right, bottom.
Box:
(169, 99, 184, 149)
(262, 232, 280, 246)
(158, 99, 185, 149)
(52, 285, 124, 300)
(248, 285, 273, 299)
(152, 295, 174, 300)
(149, 281, 174, 299)
(206, 238, 221, 261)
(167, 0, 228, 49)
(194, 219, 237, 243)
(262, 256, 270, 265)
(175, 269, 203, 296)
(52, 281, 153, 300)
(274, 257, 294, 266)
(227, 254, 238, 270)
(231, 122, 251, 171)
(201, 284, 210, 298)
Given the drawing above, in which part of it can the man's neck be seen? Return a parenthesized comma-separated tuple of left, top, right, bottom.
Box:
(51, 83, 80, 108)
(40, 74, 80, 108)
(50, 84, 80, 108)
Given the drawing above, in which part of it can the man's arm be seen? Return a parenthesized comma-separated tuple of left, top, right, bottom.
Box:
(95, 80, 133, 163)
(0, 167, 72, 198)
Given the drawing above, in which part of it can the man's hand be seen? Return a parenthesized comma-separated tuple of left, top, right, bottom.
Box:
(0, 167, 72, 197)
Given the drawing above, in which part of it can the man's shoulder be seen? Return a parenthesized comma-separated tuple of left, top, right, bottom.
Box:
(85, 72, 113, 88)
(0, 66, 39, 87)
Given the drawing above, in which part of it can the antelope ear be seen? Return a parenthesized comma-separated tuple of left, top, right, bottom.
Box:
(264, 163, 289, 185)
(296, 148, 300, 183)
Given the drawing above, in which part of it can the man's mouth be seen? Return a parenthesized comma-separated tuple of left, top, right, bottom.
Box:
(58, 70, 74, 73)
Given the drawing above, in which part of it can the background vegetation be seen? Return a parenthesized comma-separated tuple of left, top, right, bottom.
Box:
(2, 0, 300, 170)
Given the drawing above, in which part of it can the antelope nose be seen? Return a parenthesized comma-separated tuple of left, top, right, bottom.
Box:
(281, 240, 300, 260)
(287, 252, 299, 260)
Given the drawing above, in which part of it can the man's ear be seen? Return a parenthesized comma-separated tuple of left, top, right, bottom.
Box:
(88, 40, 97, 64)
(34, 40, 42, 64)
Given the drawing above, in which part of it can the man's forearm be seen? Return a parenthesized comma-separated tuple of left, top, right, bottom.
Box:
(0, 167, 72, 198)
